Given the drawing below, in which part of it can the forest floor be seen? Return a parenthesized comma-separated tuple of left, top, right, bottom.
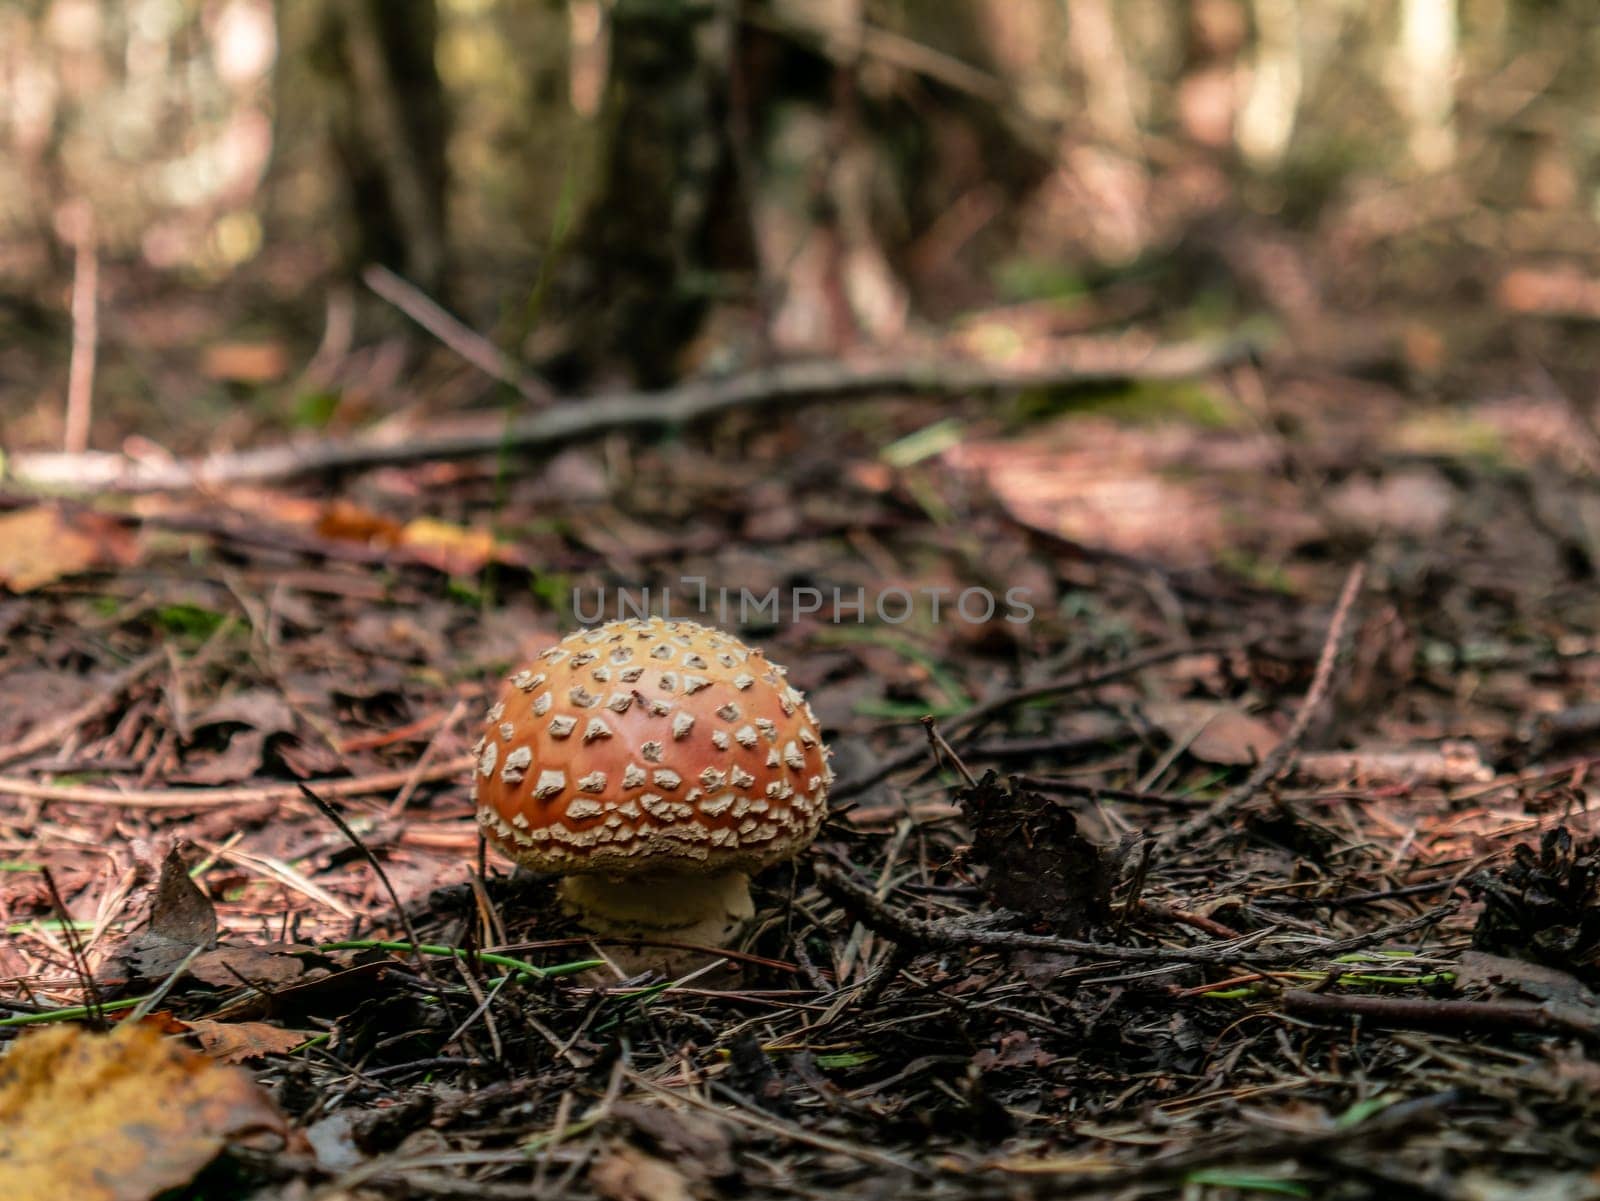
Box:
(4, 229, 1600, 1200)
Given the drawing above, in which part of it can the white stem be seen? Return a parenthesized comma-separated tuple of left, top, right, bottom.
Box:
(559, 871, 754, 946)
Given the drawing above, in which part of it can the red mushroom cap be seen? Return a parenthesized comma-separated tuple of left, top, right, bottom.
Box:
(474, 617, 830, 877)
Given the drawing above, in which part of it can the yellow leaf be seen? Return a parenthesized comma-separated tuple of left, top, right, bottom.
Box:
(0, 507, 103, 592)
(398, 516, 499, 576)
(0, 1020, 289, 1201)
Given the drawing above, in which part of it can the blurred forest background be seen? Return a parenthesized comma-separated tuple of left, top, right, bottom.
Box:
(4, 0, 1600, 455)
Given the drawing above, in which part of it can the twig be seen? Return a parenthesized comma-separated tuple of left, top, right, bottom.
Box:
(363, 265, 554, 406)
(5, 335, 1261, 493)
(1282, 989, 1600, 1040)
(297, 783, 439, 983)
(387, 698, 467, 817)
(0, 753, 473, 808)
(816, 863, 1273, 965)
(1158, 562, 1366, 850)
(921, 716, 976, 786)
(833, 639, 1244, 802)
(63, 206, 98, 454)
(816, 863, 1450, 967)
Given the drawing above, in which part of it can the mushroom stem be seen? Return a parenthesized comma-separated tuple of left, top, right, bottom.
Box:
(558, 870, 755, 946)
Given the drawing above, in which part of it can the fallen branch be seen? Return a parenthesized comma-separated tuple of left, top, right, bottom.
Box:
(1282, 988, 1600, 1041)
(4, 335, 1260, 494)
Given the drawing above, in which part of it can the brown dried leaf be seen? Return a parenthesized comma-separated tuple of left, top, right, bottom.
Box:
(973, 1030, 1056, 1072)
(201, 341, 290, 383)
(186, 945, 309, 988)
(0, 1020, 288, 1201)
(590, 1145, 695, 1201)
(1455, 951, 1600, 1009)
(124, 845, 218, 981)
(0, 670, 98, 744)
(184, 1019, 310, 1063)
(610, 1101, 735, 1182)
(1144, 700, 1279, 767)
(957, 772, 1118, 934)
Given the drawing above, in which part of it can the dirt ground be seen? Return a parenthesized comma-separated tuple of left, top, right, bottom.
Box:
(5, 231, 1600, 1199)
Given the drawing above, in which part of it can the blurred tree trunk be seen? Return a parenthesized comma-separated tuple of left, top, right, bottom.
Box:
(562, 0, 748, 386)
(295, 0, 451, 296)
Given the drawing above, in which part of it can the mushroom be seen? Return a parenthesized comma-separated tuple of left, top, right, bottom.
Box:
(473, 616, 831, 946)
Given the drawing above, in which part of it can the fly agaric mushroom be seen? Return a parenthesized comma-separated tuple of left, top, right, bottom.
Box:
(473, 617, 830, 945)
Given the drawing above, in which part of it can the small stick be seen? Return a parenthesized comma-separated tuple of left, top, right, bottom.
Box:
(1282, 988, 1600, 1041)
(298, 783, 439, 984)
(363, 264, 555, 406)
(921, 715, 976, 786)
(387, 698, 466, 817)
(7, 334, 1262, 492)
(63, 203, 99, 454)
(1159, 562, 1366, 849)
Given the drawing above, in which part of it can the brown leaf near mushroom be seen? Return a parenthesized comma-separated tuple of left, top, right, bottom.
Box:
(473, 617, 832, 944)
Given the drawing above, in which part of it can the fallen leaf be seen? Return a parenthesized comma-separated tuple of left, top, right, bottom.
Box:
(973, 1030, 1056, 1072)
(610, 1101, 736, 1182)
(173, 689, 299, 785)
(201, 341, 290, 384)
(184, 1019, 310, 1063)
(1144, 700, 1279, 767)
(123, 845, 218, 981)
(0, 506, 135, 593)
(1455, 951, 1600, 1010)
(395, 516, 500, 576)
(957, 772, 1119, 934)
(1325, 470, 1455, 538)
(314, 501, 522, 575)
(186, 945, 309, 989)
(590, 1145, 695, 1201)
(315, 499, 404, 547)
(0, 1020, 289, 1201)
(0, 670, 98, 744)
(1497, 265, 1600, 319)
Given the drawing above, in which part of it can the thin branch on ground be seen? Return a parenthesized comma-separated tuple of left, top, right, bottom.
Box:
(817, 863, 1451, 967)
(5, 334, 1261, 493)
(1282, 988, 1600, 1040)
(1158, 561, 1367, 850)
